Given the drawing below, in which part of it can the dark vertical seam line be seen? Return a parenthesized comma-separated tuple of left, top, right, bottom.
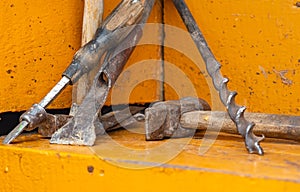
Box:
(160, 0, 166, 101)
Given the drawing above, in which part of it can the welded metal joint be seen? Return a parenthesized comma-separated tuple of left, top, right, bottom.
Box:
(20, 104, 72, 137)
(20, 104, 48, 131)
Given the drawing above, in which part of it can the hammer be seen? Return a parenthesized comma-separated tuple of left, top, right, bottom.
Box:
(145, 97, 300, 142)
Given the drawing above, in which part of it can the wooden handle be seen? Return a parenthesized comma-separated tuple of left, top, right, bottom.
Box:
(181, 111, 300, 141)
(72, 0, 104, 105)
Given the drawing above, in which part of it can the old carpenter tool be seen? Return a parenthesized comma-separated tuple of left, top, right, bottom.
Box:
(49, 0, 155, 146)
(10, 105, 144, 139)
(145, 98, 300, 147)
(145, 97, 211, 140)
(50, 27, 143, 145)
(3, 0, 147, 144)
(39, 106, 144, 137)
(172, 0, 264, 154)
(180, 111, 300, 142)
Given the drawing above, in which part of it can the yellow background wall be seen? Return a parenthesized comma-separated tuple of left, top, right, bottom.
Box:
(164, 0, 300, 115)
(0, 0, 163, 113)
(1, 0, 300, 115)
(0, 0, 83, 112)
(103, 0, 164, 106)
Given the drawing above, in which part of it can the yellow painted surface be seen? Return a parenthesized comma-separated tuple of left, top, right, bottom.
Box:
(164, 0, 300, 114)
(103, 0, 164, 105)
(0, 0, 83, 112)
(2, 0, 300, 114)
(0, 127, 300, 192)
(0, 0, 163, 112)
(2, 1, 300, 190)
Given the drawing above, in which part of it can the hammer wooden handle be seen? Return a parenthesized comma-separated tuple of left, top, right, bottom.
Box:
(181, 111, 300, 141)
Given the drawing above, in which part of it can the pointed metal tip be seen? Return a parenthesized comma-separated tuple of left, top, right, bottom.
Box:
(245, 123, 265, 155)
(2, 121, 29, 144)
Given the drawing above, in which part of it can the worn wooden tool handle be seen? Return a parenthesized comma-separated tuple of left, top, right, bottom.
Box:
(181, 111, 300, 141)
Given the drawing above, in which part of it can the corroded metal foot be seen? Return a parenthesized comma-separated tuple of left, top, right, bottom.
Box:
(50, 114, 98, 146)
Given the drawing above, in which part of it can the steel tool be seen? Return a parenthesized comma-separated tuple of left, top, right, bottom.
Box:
(3, 0, 148, 144)
(145, 98, 300, 149)
(50, 26, 143, 145)
(50, 0, 155, 146)
(145, 97, 211, 140)
(26, 105, 144, 138)
(172, 0, 264, 154)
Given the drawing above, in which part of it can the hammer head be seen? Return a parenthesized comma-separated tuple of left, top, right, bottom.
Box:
(145, 97, 211, 140)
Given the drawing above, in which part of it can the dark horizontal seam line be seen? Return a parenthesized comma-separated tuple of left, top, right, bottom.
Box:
(103, 157, 300, 184)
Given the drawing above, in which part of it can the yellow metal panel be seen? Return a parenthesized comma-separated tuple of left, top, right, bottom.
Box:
(103, 0, 164, 105)
(0, 0, 163, 113)
(0, 128, 300, 192)
(164, 0, 300, 114)
(0, 0, 84, 112)
(2, 0, 300, 114)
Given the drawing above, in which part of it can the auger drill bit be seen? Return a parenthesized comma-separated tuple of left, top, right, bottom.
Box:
(172, 0, 264, 155)
(3, 0, 145, 144)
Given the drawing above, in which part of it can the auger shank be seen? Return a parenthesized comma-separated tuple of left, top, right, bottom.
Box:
(172, 0, 264, 155)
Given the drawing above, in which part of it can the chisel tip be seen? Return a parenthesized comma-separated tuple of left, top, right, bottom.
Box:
(2, 121, 29, 144)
